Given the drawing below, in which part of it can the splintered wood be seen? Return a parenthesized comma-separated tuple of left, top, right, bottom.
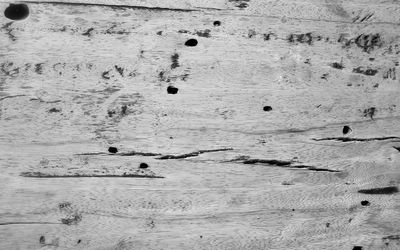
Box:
(0, 0, 400, 249)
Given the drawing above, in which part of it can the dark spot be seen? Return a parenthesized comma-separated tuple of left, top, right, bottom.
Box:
(61, 213, 82, 225)
(263, 33, 271, 41)
(178, 29, 190, 34)
(39, 236, 45, 244)
(114, 65, 124, 77)
(321, 73, 329, 80)
(35, 63, 43, 74)
(304, 59, 311, 65)
(383, 235, 400, 240)
(361, 200, 370, 206)
(383, 68, 396, 80)
(156, 31, 162, 35)
(363, 107, 376, 119)
(352, 246, 363, 250)
(59, 202, 71, 209)
(4, 4, 29, 21)
(48, 108, 61, 113)
(171, 53, 179, 69)
(185, 39, 198, 47)
(167, 86, 178, 94)
(139, 163, 149, 169)
(102, 71, 110, 80)
(373, 83, 379, 88)
(288, 33, 313, 45)
(108, 110, 116, 117)
(200, 235, 203, 239)
(355, 34, 382, 53)
(77, 239, 81, 244)
(248, 29, 256, 38)
(292, 209, 295, 211)
(358, 186, 398, 194)
(82, 28, 94, 37)
(343, 125, 351, 134)
(108, 147, 118, 154)
(263, 106, 272, 112)
(158, 71, 167, 82)
(237, 2, 248, 8)
(369, 58, 375, 61)
(213, 21, 221, 26)
(196, 29, 211, 38)
(121, 105, 127, 115)
(330, 62, 344, 69)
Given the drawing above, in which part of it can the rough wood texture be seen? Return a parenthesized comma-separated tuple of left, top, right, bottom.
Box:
(1, 0, 400, 249)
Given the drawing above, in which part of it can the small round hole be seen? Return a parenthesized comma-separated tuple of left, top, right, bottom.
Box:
(213, 21, 221, 26)
(167, 86, 179, 94)
(263, 106, 272, 112)
(185, 38, 198, 47)
(360, 200, 370, 206)
(139, 163, 149, 169)
(4, 4, 29, 21)
(342, 125, 351, 134)
(108, 147, 118, 154)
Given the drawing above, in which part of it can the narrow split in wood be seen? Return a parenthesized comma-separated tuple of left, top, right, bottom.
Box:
(22, 1, 200, 12)
(312, 136, 400, 142)
(156, 148, 234, 160)
(20, 172, 164, 178)
(231, 158, 341, 172)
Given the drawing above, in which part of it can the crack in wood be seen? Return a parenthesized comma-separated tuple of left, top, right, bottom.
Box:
(232, 158, 340, 172)
(312, 136, 400, 142)
(119, 151, 162, 156)
(358, 186, 398, 194)
(77, 148, 233, 159)
(0, 95, 26, 101)
(0, 222, 60, 225)
(20, 172, 164, 178)
(156, 148, 234, 160)
(23, 1, 200, 12)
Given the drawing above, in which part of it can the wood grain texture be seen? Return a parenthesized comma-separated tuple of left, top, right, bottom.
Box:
(1, 0, 400, 249)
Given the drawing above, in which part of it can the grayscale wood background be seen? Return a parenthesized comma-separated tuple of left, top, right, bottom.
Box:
(0, 0, 400, 249)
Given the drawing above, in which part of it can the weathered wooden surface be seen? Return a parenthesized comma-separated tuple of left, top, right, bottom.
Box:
(1, 0, 400, 249)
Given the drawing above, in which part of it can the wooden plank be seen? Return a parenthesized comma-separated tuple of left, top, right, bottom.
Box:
(1, 0, 400, 249)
